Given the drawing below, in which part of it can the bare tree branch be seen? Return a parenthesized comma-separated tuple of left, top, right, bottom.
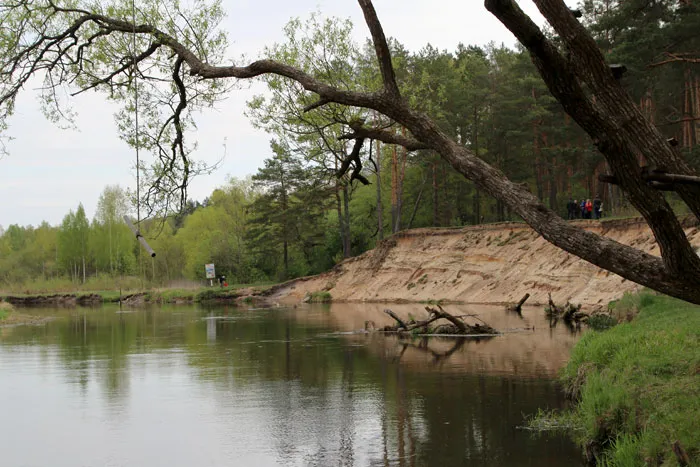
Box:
(485, 0, 700, 278)
(339, 125, 431, 151)
(649, 52, 700, 68)
(336, 137, 370, 185)
(4, 0, 700, 302)
(356, 0, 400, 97)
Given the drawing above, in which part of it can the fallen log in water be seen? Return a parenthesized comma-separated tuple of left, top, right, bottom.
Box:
(380, 305, 497, 336)
(506, 293, 530, 314)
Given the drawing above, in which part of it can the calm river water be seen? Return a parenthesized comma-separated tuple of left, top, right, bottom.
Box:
(0, 303, 584, 466)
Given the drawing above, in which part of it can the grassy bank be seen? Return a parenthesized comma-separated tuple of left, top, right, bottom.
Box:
(553, 292, 700, 466)
(0, 283, 275, 306)
(0, 300, 13, 320)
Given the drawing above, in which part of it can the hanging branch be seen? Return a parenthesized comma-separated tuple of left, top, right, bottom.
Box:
(5, 0, 700, 303)
(335, 136, 370, 185)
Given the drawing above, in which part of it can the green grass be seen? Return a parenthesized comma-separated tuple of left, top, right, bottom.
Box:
(554, 292, 700, 466)
(1, 282, 276, 306)
(308, 291, 332, 303)
(0, 300, 14, 320)
(0, 275, 146, 294)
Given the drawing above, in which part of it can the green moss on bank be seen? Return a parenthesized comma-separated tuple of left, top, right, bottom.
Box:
(558, 292, 700, 466)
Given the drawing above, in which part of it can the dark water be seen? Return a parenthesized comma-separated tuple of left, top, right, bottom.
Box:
(0, 304, 584, 466)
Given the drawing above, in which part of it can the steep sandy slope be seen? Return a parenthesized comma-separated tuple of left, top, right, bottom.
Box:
(268, 218, 700, 306)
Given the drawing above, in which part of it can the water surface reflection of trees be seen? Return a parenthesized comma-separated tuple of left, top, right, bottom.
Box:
(0, 306, 582, 465)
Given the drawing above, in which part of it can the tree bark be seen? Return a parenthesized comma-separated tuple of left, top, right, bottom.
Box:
(375, 139, 384, 243)
(342, 182, 351, 258)
(486, 0, 700, 281)
(335, 177, 344, 259)
(432, 157, 439, 226)
(391, 141, 398, 232)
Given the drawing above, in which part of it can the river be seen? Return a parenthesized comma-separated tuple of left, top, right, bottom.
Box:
(0, 303, 584, 466)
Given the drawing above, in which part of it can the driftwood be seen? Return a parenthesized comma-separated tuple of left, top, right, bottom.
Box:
(383, 309, 407, 329)
(425, 305, 468, 332)
(506, 293, 530, 314)
(546, 293, 588, 327)
(380, 305, 497, 335)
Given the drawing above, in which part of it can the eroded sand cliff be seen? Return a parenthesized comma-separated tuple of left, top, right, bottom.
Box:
(268, 218, 700, 307)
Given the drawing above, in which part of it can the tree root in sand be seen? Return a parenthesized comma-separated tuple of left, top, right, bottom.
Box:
(373, 305, 498, 336)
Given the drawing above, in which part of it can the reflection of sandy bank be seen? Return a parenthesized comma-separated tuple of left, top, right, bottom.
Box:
(293, 303, 580, 378)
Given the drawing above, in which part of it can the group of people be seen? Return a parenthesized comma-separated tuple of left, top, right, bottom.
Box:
(567, 197, 603, 220)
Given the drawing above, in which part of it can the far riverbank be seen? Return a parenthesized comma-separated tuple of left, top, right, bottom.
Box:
(0, 285, 272, 308)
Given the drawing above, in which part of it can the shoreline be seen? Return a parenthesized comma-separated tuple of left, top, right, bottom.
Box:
(3, 287, 696, 464)
(0, 286, 268, 308)
(538, 291, 700, 465)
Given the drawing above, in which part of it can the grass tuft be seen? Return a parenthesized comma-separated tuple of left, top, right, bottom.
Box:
(556, 292, 700, 466)
(308, 291, 332, 303)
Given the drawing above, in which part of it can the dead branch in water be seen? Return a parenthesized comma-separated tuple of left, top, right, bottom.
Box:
(506, 293, 530, 314)
(383, 309, 407, 329)
(380, 305, 497, 335)
(546, 293, 588, 328)
(425, 305, 468, 332)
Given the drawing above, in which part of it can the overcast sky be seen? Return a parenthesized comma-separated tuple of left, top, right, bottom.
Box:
(0, 0, 560, 228)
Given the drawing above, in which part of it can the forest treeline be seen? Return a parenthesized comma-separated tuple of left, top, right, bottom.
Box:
(1, 0, 699, 288)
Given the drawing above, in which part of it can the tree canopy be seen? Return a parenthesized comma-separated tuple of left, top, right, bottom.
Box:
(2, 0, 700, 303)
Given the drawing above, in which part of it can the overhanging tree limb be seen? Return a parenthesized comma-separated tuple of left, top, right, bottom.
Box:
(485, 0, 700, 279)
(339, 125, 431, 151)
(529, 0, 700, 223)
(357, 0, 400, 98)
(4, 0, 700, 303)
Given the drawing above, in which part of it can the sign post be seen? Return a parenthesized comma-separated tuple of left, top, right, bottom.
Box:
(205, 263, 216, 286)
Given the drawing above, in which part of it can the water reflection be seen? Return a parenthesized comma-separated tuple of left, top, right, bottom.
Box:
(0, 304, 583, 466)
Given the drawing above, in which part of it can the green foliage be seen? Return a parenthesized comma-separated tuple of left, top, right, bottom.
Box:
(1, 4, 697, 293)
(586, 313, 618, 331)
(0, 300, 13, 319)
(308, 291, 332, 303)
(558, 293, 700, 465)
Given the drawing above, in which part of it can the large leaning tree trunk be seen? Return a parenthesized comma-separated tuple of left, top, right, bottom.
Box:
(2, 0, 700, 302)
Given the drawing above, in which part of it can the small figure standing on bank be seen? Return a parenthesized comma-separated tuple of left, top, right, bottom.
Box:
(593, 196, 602, 219)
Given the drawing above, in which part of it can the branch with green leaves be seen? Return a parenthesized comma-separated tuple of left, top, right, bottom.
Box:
(3, 0, 700, 302)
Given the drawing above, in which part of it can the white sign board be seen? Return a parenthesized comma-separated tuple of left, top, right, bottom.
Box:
(205, 263, 216, 279)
